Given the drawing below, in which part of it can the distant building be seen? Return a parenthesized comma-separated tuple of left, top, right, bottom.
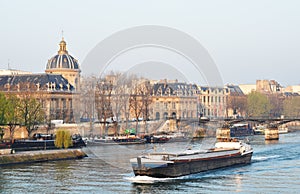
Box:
(0, 69, 32, 75)
(151, 80, 199, 120)
(0, 38, 80, 123)
(238, 84, 256, 95)
(225, 85, 246, 118)
(198, 86, 227, 119)
(285, 85, 300, 95)
(256, 80, 283, 94)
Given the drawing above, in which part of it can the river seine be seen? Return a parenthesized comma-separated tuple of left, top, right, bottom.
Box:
(1, 131, 300, 193)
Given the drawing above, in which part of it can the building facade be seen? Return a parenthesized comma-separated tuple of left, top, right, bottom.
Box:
(0, 38, 80, 123)
(198, 87, 228, 119)
(151, 80, 199, 120)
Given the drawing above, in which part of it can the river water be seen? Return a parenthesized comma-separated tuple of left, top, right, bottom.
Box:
(1, 131, 300, 194)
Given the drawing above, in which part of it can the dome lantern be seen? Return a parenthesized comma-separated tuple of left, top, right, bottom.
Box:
(58, 38, 68, 54)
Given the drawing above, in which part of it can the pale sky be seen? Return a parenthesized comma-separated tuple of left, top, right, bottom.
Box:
(1, 0, 300, 86)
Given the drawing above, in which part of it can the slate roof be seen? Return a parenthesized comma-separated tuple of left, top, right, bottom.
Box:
(226, 85, 244, 95)
(153, 82, 199, 96)
(284, 92, 300, 97)
(199, 86, 225, 93)
(0, 73, 74, 92)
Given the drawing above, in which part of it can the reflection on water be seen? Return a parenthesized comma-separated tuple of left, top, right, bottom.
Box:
(0, 132, 300, 193)
(233, 174, 242, 192)
(53, 161, 72, 182)
(265, 139, 279, 145)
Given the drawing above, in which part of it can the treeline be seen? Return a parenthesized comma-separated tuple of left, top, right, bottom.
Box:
(228, 91, 300, 118)
(0, 92, 45, 142)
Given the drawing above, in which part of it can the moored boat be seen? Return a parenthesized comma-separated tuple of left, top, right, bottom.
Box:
(130, 140, 253, 178)
(144, 132, 188, 143)
(230, 123, 254, 137)
(86, 135, 146, 146)
(253, 125, 266, 135)
(278, 126, 288, 134)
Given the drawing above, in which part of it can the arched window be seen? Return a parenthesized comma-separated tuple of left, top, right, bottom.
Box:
(163, 112, 168, 120)
(172, 112, 176, 119)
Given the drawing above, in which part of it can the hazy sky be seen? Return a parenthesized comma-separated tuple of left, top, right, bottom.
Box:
(1, 0, 300, 86)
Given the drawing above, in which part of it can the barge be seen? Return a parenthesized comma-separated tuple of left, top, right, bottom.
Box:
(130, 141, 253, 178)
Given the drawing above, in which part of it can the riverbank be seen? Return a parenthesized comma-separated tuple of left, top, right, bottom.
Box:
(0, 149, 87, 166)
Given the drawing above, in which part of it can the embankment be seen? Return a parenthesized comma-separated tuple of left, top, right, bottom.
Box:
(0, 149, 87, 166)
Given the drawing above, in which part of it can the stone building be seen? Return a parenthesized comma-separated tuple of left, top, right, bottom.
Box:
(256, 80, 282, 94)
(46, 38, 81, 91)
(225, 85, 246, 118)
(0, 38, 80, 123)
(151, 80, 199, 120)
(198, 86, 228, 119)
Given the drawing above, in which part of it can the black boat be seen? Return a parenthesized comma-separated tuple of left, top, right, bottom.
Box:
(12, 134, 86, 151)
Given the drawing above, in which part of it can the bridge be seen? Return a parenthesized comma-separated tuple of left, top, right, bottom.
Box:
(195, 117, 300, 141)
(223, 117, 300, 127)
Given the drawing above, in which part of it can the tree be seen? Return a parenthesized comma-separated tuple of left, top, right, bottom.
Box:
(79, 76, 97, 135)
(5, 94, 21, 142)
(129, 79, 152, 134)
(95, 79, 113, 136)
(0, 93, 7, 125)
(0, 93, 7, 141)
(110, 73, 131, 134)
(227, 94, 247, 117)
(268, 93, 284, 117)
(129, 84, 143, 133)
(283, 96, 300, 118)
(18, 92, 45, 137)
(247, 91, 271, 117)
(140, 81, 152, 133)
(54, 129, 73, 149)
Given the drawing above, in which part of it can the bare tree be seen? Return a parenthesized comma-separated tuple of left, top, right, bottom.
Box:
(140, 81, 153, 134)
(95, 78, 113, 136)
(227, 95, 247, 117)
(129, 80, 144, 134)
(79, 76, 97, 135)
(129, 79, 153, 134)
(268, 93, 284, 118)
(110, 73, 132, 134)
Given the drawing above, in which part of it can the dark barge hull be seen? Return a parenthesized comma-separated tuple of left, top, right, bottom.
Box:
(133, 152, 252, 178)
(12, 139, 86, 152)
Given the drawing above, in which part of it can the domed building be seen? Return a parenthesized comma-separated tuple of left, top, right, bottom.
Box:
(0, 38, 82, 126)
(46, 38, 81, 90)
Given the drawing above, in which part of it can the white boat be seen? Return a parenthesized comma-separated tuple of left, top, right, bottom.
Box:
(278, 126, 288, 134)
(253, 125, 266, 135)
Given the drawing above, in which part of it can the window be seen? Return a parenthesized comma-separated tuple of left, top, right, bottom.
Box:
(156, 102, 159, 108)
(62, 99, 66, 109)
